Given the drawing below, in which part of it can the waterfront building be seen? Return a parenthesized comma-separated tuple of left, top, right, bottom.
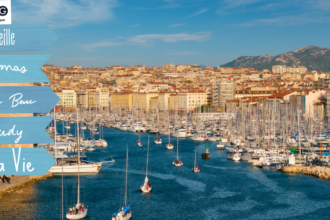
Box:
(212, 78, 235, 112)
(158, 92, 172, 111)
(55, 89, 77, 108)
(110, 92, 133, 112)
(77, 90, 88, 109)
(168, 94, 178, 110)
(132, 92, 158, 112)
(177, 90, 207, 111)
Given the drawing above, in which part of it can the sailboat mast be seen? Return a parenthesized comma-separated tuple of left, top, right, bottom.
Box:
(194, 142, 196, 167)
(146, 136, 149, 177)
(177, 136, 179, 159)
(54, 108, 57, 163)
(125, 147, 128, 206)
(77, 108, 80, 205)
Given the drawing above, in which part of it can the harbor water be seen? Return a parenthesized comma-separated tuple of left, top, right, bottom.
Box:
(0, 123, 330, 219)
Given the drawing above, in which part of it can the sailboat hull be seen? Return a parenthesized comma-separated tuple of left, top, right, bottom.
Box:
(66, 209, 87, 219)
(140, 186, 152, 193)
(50, 163, 102, 174)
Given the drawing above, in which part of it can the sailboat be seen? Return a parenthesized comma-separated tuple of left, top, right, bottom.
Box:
(154, 135, 162, 144)
(141, 137, 152, 193)
(112, 147, 132, 220)
(192, 143, 200, 172)
(137, 133, 143, 147)
(172, 137, 183, 166)
(66, 111, 88, 219)
(166, 129, 174, 150)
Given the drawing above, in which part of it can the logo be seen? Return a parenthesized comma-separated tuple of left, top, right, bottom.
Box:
(0, 6, 7, 16)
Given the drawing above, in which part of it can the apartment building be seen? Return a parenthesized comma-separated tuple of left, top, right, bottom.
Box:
(178, 90, 207, 111)
(132, 92, 158, 112)
(212, 78, 235, 112)
(56, 89, 77, 108)
(110, 92, 133, 111)
(77, 90, 88, 109)
(158, 92, 171, 111)
(272, 65, 307, 75)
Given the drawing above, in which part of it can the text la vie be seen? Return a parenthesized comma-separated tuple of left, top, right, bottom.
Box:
(0, 148, 34, 172)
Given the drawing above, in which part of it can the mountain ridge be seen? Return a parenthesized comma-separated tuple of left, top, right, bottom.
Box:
(220, 46, 330, 72)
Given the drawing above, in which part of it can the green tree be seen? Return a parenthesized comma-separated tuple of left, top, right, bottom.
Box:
(194, 105, 209, 112)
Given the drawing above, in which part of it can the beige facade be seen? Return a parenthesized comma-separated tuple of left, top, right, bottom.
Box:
(178, 91, 207, 111)
(110, 92, 133, 111)
(272, 65, 307, 75)
(168, 94, 178, 110)
(56, 89, 77, 107)
(158, 92, 171, 111)
(132, 93, 158, 112)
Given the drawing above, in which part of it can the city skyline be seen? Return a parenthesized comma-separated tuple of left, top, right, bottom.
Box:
(7, 0, 330, 67)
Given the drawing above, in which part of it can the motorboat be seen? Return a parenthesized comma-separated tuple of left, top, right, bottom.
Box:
(232, 153, 241, 161)
(154, 137, 162, 144)
(172, 129, 187, 138)
(86, 146, 95, 152)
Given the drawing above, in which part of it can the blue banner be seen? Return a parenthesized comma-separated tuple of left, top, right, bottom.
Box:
(0, 86, 59, 113)
(0, 55, 50, 83)
(0, 148, 55, 175)
(0, 24, 57, 52)
(0, 116, 53, 144)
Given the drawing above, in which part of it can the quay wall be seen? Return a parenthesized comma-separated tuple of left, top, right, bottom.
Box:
(0, 172, 53, 196)
(282, 165, 330, 180)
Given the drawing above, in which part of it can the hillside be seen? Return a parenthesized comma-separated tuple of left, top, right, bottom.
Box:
(220, 46, 330, 72)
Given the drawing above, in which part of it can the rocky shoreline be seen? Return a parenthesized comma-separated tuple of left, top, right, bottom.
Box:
(282, 165, 330, 180)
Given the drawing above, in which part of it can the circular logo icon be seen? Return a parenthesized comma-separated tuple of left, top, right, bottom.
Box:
(0, 6, 8, 16)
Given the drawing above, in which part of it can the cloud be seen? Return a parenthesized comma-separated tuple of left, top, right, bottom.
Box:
(80, 32, 212, 51)
(187, 8, 208, 17)
(237, 14, 330, 27)
(13, 0, 118, 28)
(169, 23, 186, 27)
(223, 0, 264, 9)
(127, 32, 211, 44)
(130, 24, 140, 27)
(79, 41, 124, 51)
(169, 51, 203, 55)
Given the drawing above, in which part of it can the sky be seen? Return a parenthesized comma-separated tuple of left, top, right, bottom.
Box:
(8, 0, 330, 67)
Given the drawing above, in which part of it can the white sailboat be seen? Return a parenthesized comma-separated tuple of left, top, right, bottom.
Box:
(166, 129, 174, 150)
(137, 133, 143, 147)
(154, 135, 162, 144)
(192, 143, 200, 172)
(141, 137, 152, 193)
(172, 137, 183, 166)
(66, 109, 88, 220)
(112, 147, 132, 220)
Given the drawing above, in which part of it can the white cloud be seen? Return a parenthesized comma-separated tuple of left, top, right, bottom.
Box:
(131, 24, 140, 27)
(169, 23, 186, 27)
(187, 8, 208, 17)
(13, 0, 118, 28)
(170, 51, 203, 55)
(127, 32, 211, 44)
(238, 14, 330, 27)
(80, 41, 124, 51)
(80, 32, 212, 51)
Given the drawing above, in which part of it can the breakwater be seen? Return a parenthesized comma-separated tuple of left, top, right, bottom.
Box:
(282, 165, 330, 180)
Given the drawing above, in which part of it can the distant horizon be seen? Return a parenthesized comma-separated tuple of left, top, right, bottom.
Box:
(42, 45, 326, 68)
